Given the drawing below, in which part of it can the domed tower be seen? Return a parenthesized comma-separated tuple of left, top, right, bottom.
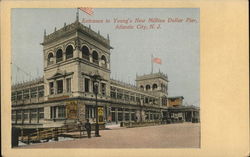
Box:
(135, 72, 169, 106)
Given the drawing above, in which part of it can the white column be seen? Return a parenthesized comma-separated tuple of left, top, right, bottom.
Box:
(122, 108, 125, 121)
(29, 110, 31, 124)
(82, 77, 85, 92)
(63, 51, 66, 61)
(21, 110, 24, 124)
(74, 48, 80, 58)
(90, 80, 93, 93)
(54, 80, 57, 94)
(115, 108, 118, 124)
(98, 56, 102, 66)
(37, 109, 39, 123)
(63, 78, 66, 93)
(90, 53, 93, 63)
(129, 110, 131, 122)
(56, 107, 59, 118)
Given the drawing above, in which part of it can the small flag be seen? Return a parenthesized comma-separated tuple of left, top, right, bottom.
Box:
(152, 57, 162, 64)
(79, 7, 94, 16)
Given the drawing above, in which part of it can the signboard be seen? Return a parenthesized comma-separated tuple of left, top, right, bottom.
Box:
(66, 101, 78, 119)
(48, 95, 69, 101)
(98, 107, 104, 123)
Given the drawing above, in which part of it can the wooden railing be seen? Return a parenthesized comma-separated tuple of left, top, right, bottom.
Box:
(19, 124, 82, 144)
(122, 120, 162, 128)
(19, 123, 106, 144)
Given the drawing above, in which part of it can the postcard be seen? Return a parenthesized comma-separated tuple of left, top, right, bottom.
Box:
(1, 1, 249, 157)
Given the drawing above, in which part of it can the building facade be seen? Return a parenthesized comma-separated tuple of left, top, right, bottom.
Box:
(11, 17, 199, 129)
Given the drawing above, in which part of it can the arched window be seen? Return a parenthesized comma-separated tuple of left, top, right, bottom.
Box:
(56, 49, 63, 63)
(66, 45, 73, 59)
(146, 85, 151, 91)
(161, 83, 165, 92)
(101, 55, 107, 68)
(92, 51, 99, 64)
(152, 84, 158, 90)
(162, 84, 165, 91)
(140, 85, 144, 90)
(47, 53, 54, 65)
(161, 96, 167, 106)
(82, 46, 90, 61)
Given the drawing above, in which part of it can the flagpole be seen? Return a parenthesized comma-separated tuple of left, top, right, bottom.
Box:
(76, 8, 79, 21)
(151, 54, 153, 74)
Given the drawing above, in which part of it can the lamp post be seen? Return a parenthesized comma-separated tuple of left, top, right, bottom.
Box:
(92, 74, 101, 137)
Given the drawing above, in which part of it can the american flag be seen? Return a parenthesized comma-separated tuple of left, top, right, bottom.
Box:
(152, 57, 162, 64)
(79, 7, 94, 16)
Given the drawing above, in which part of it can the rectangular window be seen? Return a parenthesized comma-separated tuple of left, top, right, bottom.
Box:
(38, 86, 44, 97)
(141, 96, 145, 104)
(16, 110, 22, 120)
(136, 97, 140, 103)
(38, 108, 44, 119)
(110, 86, 116, 98)
(86, 106, 95, 118)
(155, 114, 159, 119)
(111, 91, 116, 98)
(125, 113, 129, 121)
(117, 89, 123, 99)
(49, 82, 54, 95)
(23, 89, 30, 99)
(150, 114, 153, 120)
(162, 97, 167, 106)
(50, 106, 57, 119)
(118, 112, 123, 121)
(131, 113, 135, 121)
(11, 110, 16, 121)
(124, 94, 129, 101)
(30, 109, 37, 120)
(57, 80, 63, 94)
(84, 78, 90, 92)
(111, 107, 116, 111)
(31, 87, 37, 98)
(17, 91, 22, 100)
(152, 99, 156, 105)
(66, 78, 71, 93)
(58, 106, 66, 118)
(23, 110, 29, 120)
(117, 93, 123, 99)
(101, 83, 106, 95)
(146, 113, 149, 120)
(130, 95, 135, 102)
(11, 92, 16, 101)
(111, 112, 116, 122)
(149, 98, 153, 104)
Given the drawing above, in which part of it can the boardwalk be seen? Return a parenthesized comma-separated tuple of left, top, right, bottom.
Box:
(18, 123, 200, 148)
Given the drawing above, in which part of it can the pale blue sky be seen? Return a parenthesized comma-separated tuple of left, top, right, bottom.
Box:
(12, 8, 199, 106)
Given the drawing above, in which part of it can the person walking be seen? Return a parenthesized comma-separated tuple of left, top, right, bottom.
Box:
(85, 119, 91, 138)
